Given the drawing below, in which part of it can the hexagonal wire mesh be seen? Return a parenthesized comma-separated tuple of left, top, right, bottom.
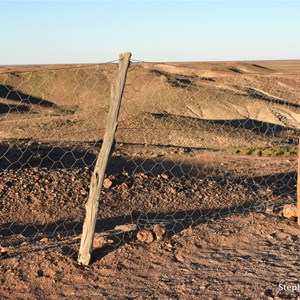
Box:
(0, 61, 119, 258)
(0, 58, 299, 261)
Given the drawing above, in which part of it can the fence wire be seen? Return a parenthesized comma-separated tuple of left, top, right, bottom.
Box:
(0, 59, 299, 259)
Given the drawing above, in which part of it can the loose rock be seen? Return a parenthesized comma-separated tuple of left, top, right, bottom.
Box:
(136, 230, 154, 244)
(153, 224, 166, 240)
(103, 178, 113, 189)
(93, 234, 113, 248)
(174, 251, 185, 263)
(281, 204, 297, 219)
(115, 223, 138, 232)
(161, 173, 169, 180)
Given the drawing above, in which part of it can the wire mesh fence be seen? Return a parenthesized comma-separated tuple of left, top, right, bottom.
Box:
(0, 57, 299, 260)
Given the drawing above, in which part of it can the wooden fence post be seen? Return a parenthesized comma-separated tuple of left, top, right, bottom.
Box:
(78, 52, 132, 265)
(297, 138, 300, 226)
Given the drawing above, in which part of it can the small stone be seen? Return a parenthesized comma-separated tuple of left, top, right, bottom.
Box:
(199, 283, 210, 290)
(161, 173, 169, 180)
(281, 204, 297, 219)
(139, 173, 148, 180)
(0, 246, 9, 256)
(56, 233, 64, 239)
(121, 183, 128, 189)
(80, 189, 87, 196)
(174, 251, 185, 263)
(163, 242, 175, 251)
(266, 207, 273, 214)
(93, 234, 113, 248)
(93, 237, 106, 248)
(181, 226, 193, 236)
(115, 223, 138, 232)
(136, 230, 154, 244)
(153, 224, 166, 240)
(40, 237, 49, 243)
(169, 187, 176, 194)
(103, 178, 113, 189)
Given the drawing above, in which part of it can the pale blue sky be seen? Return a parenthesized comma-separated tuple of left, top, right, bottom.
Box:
(0, 0, 299, 64)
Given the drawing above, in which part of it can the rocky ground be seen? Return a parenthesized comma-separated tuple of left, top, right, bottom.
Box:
(1, 60, 300, 299)
(0, 155, 299, 299)
(1, 210, 300, 299)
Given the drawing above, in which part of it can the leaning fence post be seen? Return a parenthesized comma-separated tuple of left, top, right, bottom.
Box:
(78, 52, 132, 265)
(297, 138, 300, 226)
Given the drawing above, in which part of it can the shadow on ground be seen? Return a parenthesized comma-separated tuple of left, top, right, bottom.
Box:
(0, 139, 296, 263)
(150, 112, 296, 135)
(0, 168, 295, 263)
(0, 139, 216, 174)
(0, 84, 61, 111)
(0, 200, 267, 261)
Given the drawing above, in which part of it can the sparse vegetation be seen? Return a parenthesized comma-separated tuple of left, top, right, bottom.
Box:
(59, 105, 79, 114)
(229, 146, 298, 157)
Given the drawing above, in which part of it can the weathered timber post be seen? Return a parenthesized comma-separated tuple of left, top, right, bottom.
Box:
(297, 138, 300, 226)
(78, 52, 132, 265)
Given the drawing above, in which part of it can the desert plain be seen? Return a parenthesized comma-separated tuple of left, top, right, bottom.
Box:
(1, 60, 300, 299)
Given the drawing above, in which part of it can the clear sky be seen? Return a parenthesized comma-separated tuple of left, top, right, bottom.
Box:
(0, 0, 299, 65)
